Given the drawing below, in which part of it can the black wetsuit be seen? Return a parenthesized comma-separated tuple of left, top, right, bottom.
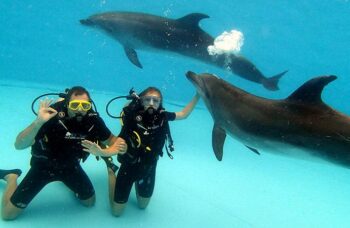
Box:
(10, 101, 111, 209)
(114, 105, 176, 203)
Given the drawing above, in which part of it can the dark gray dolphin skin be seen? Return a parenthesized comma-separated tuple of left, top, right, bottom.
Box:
(80, 12, 288, 91)
(186, 71, 350, 168)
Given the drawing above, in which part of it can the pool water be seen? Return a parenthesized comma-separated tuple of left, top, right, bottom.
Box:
(1, 1, 350, 227)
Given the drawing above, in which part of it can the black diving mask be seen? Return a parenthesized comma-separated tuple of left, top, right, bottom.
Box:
(141, 96, 161, 107)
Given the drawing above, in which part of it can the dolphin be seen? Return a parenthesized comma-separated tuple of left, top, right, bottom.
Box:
(186, 71, 350, 168)
(80, 11, 287, 91)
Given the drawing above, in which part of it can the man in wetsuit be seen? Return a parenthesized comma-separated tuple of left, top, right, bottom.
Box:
(0, 86, 127, 220)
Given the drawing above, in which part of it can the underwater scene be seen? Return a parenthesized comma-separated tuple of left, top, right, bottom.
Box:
(1, 1, 350, 227)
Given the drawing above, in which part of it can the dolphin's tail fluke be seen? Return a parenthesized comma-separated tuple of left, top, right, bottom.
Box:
(262, 70, 288, 91)
(80, 19, 94, 26)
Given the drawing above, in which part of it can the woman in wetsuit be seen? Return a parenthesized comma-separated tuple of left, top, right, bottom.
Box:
(82, 87, 199, 216)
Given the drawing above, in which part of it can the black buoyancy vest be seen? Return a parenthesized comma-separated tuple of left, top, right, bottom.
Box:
(118, 104, 174, 164)
(31, 101, 98, 162)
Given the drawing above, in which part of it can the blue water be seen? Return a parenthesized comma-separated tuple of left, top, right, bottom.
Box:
(1, 1, 350, 227)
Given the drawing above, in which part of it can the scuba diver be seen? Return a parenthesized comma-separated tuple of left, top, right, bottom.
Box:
(0, 86, 127, 220)
(83, 87, 200, 216)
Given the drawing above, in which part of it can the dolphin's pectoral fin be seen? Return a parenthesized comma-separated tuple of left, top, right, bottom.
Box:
(245, 145, 261, 155)
(287, 75, 337, 104)
(124, 46, 143, 69)
(177, 13, 210, 28)
(212, 124, 226, 161)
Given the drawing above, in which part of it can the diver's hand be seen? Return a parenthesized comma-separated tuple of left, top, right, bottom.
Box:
(82, 140, 103, 156)
(115, 137, 127, 155)
(36, 98, 58, 125)
(82, 138, 127, 156)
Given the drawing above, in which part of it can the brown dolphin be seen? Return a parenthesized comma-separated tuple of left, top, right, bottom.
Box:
(80, 12, 287, 91)
(186, 71, 350, 168)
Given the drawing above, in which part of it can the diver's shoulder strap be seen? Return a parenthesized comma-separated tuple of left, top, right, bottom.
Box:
(51, 100, 66, 111)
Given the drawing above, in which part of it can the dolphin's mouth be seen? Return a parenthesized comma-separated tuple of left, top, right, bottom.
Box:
(185, 71, 197, 83)
(186, 71, 204, 89)
(185, 71, 210, 99)
(186, 70, 208, 91)
(185, 70, 214, 119)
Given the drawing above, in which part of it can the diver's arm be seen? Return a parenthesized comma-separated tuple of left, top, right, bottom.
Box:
(175, 93, 200, 120)
(15, 120, 44, 150)
(15, 99, 57, 150)
(102, 135, 128, 155)
(82, 135, 127, 157)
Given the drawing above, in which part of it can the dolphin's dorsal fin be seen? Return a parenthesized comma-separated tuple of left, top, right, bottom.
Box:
(124, 46, 143, 69)
(212, 124, 226, 161)
(176, 13, 209, 27)
(287, 75, 337, 104)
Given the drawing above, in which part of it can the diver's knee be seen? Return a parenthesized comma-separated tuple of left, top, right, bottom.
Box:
(80, 194, 95, 207)
(111, 202, 126, 217)
(138, 202, 149, 209)
(111, 210, 123, 217)
(1, 204, 22, 221)
(1, 213, 17, 221)
(137, 196, 151, 209)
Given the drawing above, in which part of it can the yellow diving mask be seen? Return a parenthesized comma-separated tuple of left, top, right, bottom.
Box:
(68, 100, 92, 111)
